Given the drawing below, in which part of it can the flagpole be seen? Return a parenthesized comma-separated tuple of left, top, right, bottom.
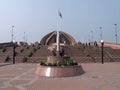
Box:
(56, 9, 60, 53)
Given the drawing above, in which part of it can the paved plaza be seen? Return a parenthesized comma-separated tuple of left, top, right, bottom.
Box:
(0, 62, 120, 90)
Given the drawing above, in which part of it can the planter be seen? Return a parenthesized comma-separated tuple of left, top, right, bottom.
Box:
(35, 64, 84, 77)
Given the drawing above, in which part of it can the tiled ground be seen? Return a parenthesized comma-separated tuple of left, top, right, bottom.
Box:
(0, 62, 120, 90)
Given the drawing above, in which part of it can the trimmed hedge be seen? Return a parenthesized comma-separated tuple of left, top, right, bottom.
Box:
(22, 57, 28, 63)
(5, 55, 10, 62)
(28, 51, 33, 57)
(2, 48, 6, 52)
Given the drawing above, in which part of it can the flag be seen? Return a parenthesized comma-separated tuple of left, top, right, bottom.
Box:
(58, 10, 62, 18)
(12, 26, 14, 28)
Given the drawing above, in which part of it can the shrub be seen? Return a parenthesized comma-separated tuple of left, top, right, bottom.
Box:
(75, 45, 81, 49)
(5, 55, 10, 62)
(56, 61, 62, 66)
(26, 46, 29, 49)
(40, 61, 61, 66)
(64, 57, 78, 66)
(74, 62, 78, 65)
(22, 57, 28, 63)
(83, 51, 90, 57)
(20, 48, 24, 53)
(48, 63, 53, 66)
(53, 61, 57, 66)
(40, 58, 78, 66)
(2, 48, 6, 52)
(24, 44, 27, 47)
(37, 45, 40, 49)
(32, 44, 34, 47)
(28, 51, 33, 57)
(33, 48, 36, 52)
(40, 61, 44, 65)
(65, 57, 74, 66)
(40, 61, 49, 66)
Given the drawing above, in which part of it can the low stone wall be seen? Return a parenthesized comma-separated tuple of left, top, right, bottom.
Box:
(0, 42, 13, 49)
(98, 42, 120, 49)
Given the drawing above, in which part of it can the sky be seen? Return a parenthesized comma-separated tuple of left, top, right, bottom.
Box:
(0, 0, 120, 44)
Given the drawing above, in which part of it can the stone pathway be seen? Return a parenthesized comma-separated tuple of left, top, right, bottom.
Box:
(0, 63, 120, 90)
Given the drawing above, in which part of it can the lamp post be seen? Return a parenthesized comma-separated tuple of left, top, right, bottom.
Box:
(11, 26, 14, 42)
(114, 24, 117, 44)
(13, 40, 16, 64)
(11, 26, 15, 64)
(24, 32, 26, 43)
(100, 27, 102, 40)
(91, 30, 93, 42)
(101, 40, 104, 64)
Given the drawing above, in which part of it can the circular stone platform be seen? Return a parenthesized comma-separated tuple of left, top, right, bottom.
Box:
(35, 64, 84, 77)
